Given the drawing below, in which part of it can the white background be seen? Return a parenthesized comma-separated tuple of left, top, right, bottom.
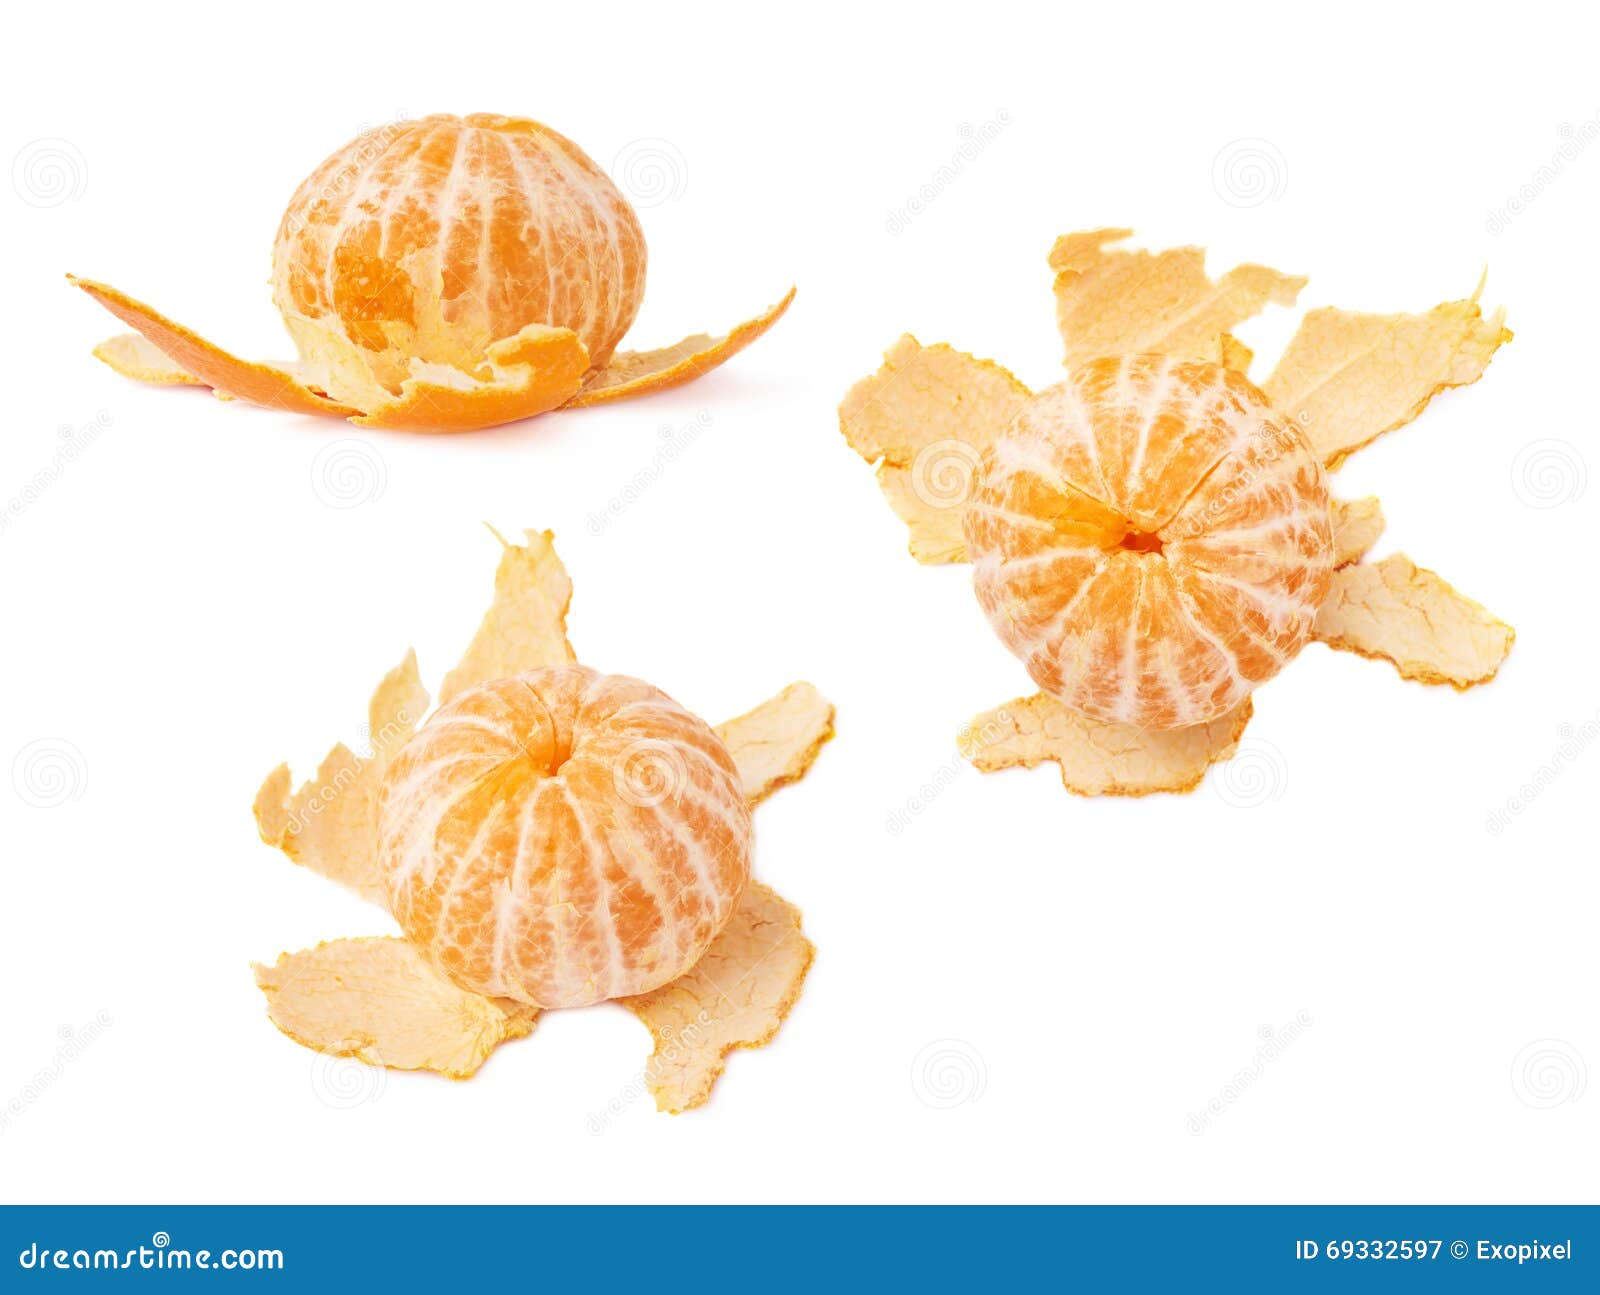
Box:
(2, 0, 1594, 1204)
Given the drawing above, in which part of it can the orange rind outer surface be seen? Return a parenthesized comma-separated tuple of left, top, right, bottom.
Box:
(567, 288, 796, 407)
(69, 276, 357, 417)
(349, 325, 590, 432)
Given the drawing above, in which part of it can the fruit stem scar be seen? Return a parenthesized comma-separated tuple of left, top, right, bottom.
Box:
(1119, 527, 1165, 555)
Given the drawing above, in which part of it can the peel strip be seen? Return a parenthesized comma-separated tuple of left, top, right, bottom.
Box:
(839, 335, 1031, 564)
(1331, 496, 1386, 567)
(92, 333, 206, 387)
(438, 528, 577, 705)
(351, 324, 590, 431)
(715, 682, 835, 805)
(70, 276, 356, 417)
(253, 937, 538, 1080)
(1263, 290, 1511, 469)
(1049, 229, 1305, 367)
(964, 693, 1253, 797)
(619, 881, 812, 1113)
(253, 650, 429, 902)
(566, 289, 795, 407)
(1312, 554, 1514, 687)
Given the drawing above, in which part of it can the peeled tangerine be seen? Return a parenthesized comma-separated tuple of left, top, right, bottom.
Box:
(380, 667, 751, 1008)
(252, 529, 834, 1112)
(73, 114, 793, 431)
(966, 356, 1333, 730)
(840, 229, 1514, 796)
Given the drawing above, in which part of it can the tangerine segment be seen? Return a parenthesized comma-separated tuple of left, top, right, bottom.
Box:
(965, 355, 1334, 730)
(1050, 229, 1305, 367)
(839, 335, 1031, 564)
(68, 277, 356, 417)
(965, 692, 1253, 797)
(253, 937, 539, 1080)
(567, 288, 796, 408)
(254, 650, 430, 903)
(438, 528, 577, 706)
(1331, 496, 1386, 567)
(713, 682, 836, 806)
(1313, 554, 1514, 688)
(349, 323, 590, 432)
(378, 666, 752, 1010)
(1263, 290, 1510, 469)
(92, 332, 204, 387)
(619, 880, 813, 1114)
(273, 113, 646, 407)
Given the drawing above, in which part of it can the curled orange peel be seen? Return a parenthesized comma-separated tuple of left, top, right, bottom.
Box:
(567, 288, 796, 407)
(251, 529, 831, 1108)
(73, 115, 791, 432)
(840, 229, 1514, 796)
(71, 276, 356, 418)
(348, 325, 592, 432)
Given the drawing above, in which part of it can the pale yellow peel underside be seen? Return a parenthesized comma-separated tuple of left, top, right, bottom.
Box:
(964, 693, 1254, 797)
(838, 335, 1030, 564)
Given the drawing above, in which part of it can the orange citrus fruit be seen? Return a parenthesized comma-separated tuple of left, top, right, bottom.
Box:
(377, 666, 751, 1009)
(272, 113, 647, 411)
(964, 355, 1334, 729)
